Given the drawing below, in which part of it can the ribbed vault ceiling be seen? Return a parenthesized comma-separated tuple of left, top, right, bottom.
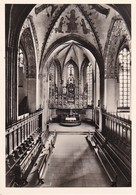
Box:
(45, 40, 96, 71)
(21, 4, 128, 72)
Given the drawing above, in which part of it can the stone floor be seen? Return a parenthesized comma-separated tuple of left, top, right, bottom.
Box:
(49, 122, 95, 134)
(41, 134, 110, 187)
(26, 130, 111, 187)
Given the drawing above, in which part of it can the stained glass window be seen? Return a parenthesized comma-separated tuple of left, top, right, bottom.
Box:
(49, 65, 55, 98)
(49, 63, 59, 107)
(118, 48, 131, 108)
(18, 48, 26, 87)
(87, 63, 93, 105)
(68, 64, 74, 84)
(18, 48, 25, 72)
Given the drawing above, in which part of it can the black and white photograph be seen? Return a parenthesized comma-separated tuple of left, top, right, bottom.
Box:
(2, 1, 135, 194)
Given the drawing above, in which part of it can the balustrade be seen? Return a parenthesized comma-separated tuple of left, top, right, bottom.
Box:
(92, 111, 131, 186)
(6, 109, 43, 156)
(102, 111, 131, 147)
(6, 109, 43, 187)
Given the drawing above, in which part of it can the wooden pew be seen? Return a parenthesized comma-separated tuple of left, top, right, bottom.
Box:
(91, 130, 131, 186)
(95, 145, 117, 186)
(86, 130, 117, 186)
(32, 132, 57, 184)
(6, 140, 42, 187)
(106, 142, 131, 186)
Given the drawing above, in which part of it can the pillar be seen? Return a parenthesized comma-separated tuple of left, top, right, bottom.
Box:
(78, 80, 82, 107)
(6, 45, 18, 127)
(104, 78, 118, 112)
(40, 74, 49, 131)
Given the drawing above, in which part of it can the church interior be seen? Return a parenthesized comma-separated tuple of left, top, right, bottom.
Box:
(5, 4, 131, 187)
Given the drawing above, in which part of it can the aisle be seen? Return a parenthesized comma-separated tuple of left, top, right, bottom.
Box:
(38, 134, 110, 187)
(49, 122, 95, 133)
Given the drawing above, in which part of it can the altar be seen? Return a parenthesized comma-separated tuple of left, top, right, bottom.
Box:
(65, 117, 76, 121)
(59, 108, 81, 126)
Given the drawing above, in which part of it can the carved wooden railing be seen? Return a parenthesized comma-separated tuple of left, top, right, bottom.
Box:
(102, 110, 131, 147)
(86, 109, 131, 186)
(91, 109, 131, 186)
(6, 109, 43, 156)
(101, 110, 131, 185)
(6, 109, 43, 186)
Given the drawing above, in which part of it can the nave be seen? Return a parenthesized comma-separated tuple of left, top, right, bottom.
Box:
(26, 133, 111, 187)
(19, 123, 128, 187)
(5, 4, 132, 189)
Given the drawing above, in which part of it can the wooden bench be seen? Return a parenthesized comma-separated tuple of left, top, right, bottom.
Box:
(33, 132, 57, 184)
(106, 142, 131, 186)
(111, 140, 131, 161)
(92, 130, 131, 186)
(6, 141, 42, 187)
(94, 145, 117, 186)
(87, 130, 117, 186)
(92, 130, 106, 148)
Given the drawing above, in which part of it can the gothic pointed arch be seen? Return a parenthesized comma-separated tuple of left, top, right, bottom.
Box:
(20, 27, 36, 78)
(18, 27, 37, 114)
(40, 34, 104, 77)
(80, 56, 89, 80)
(5, 4, 131, 126)
(104, 15, 130, 79)
(62, 59, 79, 87)
(48, 58, 62, 86)
(115, 37, 131, 110)
(27, 15, 40, 61)
(54, 58, 62, 82)
(80, 57, 89, 94)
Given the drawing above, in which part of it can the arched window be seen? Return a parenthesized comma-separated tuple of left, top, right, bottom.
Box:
(68, 64, 74, 76)
(118, 48, 131, 108)
(49, 64, 55, 99)
(49, 63, 59, 107)
(49, 65, 55, 84)
(49, 63, 59, 86)
(68, 64, 74, 84)
(18, 48, 25, 72)
(87, 62, 93, 105)
(17, 48, 26, 88)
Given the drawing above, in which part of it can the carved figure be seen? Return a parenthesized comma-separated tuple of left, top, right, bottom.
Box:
(81, 19, 91, 34)
(66, 9, 79, 33)
(55, 17, 65, 33)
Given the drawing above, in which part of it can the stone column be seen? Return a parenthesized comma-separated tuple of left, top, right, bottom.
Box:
(78, 80, 82, 108)
(6, 45, 18, 127)
(104, 78, 118, 112)
(41, 74, 48, 131)
(18, 127, 20, 146)
(38, 73, 43, 108)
